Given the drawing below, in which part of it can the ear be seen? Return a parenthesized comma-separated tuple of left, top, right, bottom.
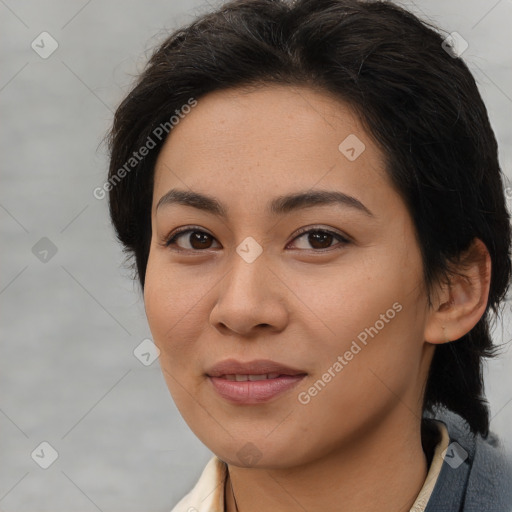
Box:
(424, 238, 491, 344)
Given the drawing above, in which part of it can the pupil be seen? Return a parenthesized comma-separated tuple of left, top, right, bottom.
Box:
(309, 231, 332, 249)
(191, 232, 211, 249)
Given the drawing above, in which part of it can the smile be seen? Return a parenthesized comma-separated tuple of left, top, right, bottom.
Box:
(219, 373, 282, 381)
(208, 374, 307, 404)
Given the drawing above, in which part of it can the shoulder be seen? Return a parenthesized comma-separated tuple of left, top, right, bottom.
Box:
(425, 409, 512, 512)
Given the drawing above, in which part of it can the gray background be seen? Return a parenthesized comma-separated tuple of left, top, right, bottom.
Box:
(1, 0, 511, 510)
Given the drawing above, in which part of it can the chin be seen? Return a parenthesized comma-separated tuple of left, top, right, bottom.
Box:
(206, 435, 312, 470)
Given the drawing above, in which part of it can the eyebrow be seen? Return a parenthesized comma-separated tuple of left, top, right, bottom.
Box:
(155, 188, 374, 217)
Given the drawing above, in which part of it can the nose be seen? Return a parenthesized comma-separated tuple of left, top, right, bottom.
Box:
(209, 252, 289, 337)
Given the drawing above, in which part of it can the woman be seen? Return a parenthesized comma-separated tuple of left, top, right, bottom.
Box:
(106, 0, 512, 510)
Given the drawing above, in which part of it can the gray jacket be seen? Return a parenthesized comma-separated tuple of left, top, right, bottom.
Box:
(425, 409, 512, 512)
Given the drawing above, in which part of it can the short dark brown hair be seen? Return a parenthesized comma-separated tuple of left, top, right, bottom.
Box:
(106, 0, 512, 436)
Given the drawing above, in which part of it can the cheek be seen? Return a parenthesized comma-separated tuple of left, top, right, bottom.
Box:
(287, 273, 426, 450)
(143, 257, 212, 416)
(290, 247, 421, 345)
(290, 248, 427, 394)
(144, 255, 204, 357)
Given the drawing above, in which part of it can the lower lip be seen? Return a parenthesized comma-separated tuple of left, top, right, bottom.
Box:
(208, 375, 306, 404)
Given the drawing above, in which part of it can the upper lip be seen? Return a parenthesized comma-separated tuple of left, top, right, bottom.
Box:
(206, 358, 307, 377)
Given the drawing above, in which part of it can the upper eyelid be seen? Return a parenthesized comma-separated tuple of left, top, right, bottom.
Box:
(293, 226, 351, 242)
(164, 226, 216, 247)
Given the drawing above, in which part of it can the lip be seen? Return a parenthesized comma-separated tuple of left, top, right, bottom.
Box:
(206, 359, 307, 404)
(206, 358, 306, 377)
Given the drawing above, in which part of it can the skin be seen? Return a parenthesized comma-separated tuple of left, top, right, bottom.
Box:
(143, 84, 491, 512)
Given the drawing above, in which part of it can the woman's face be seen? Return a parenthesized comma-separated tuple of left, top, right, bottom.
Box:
(144, 85, 434, 467)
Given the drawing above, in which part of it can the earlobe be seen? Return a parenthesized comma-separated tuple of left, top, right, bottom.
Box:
(424, 238, 491, 345)
(442, 325, 450, 343)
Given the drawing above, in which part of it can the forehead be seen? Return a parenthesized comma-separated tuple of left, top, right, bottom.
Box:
(152, 84, 395, 214)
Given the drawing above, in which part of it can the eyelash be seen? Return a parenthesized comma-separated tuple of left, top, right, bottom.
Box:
(162, 225, 351, 252)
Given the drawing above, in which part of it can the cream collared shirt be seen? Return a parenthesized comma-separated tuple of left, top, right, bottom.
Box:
(171, 421, 450, 512)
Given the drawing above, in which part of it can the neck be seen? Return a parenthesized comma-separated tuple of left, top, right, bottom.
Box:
(225, 411, 428, 512)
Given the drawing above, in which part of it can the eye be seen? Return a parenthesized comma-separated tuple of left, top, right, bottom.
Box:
(164, 227, 220, 251)
(288, 227, 350, 251)
(162, 226, 351, 252)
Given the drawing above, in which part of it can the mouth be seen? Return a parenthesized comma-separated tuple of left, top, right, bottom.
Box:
(206, 359, 307, 404)
(206, 358, 307, 378)
(216, 373, 289, 381)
